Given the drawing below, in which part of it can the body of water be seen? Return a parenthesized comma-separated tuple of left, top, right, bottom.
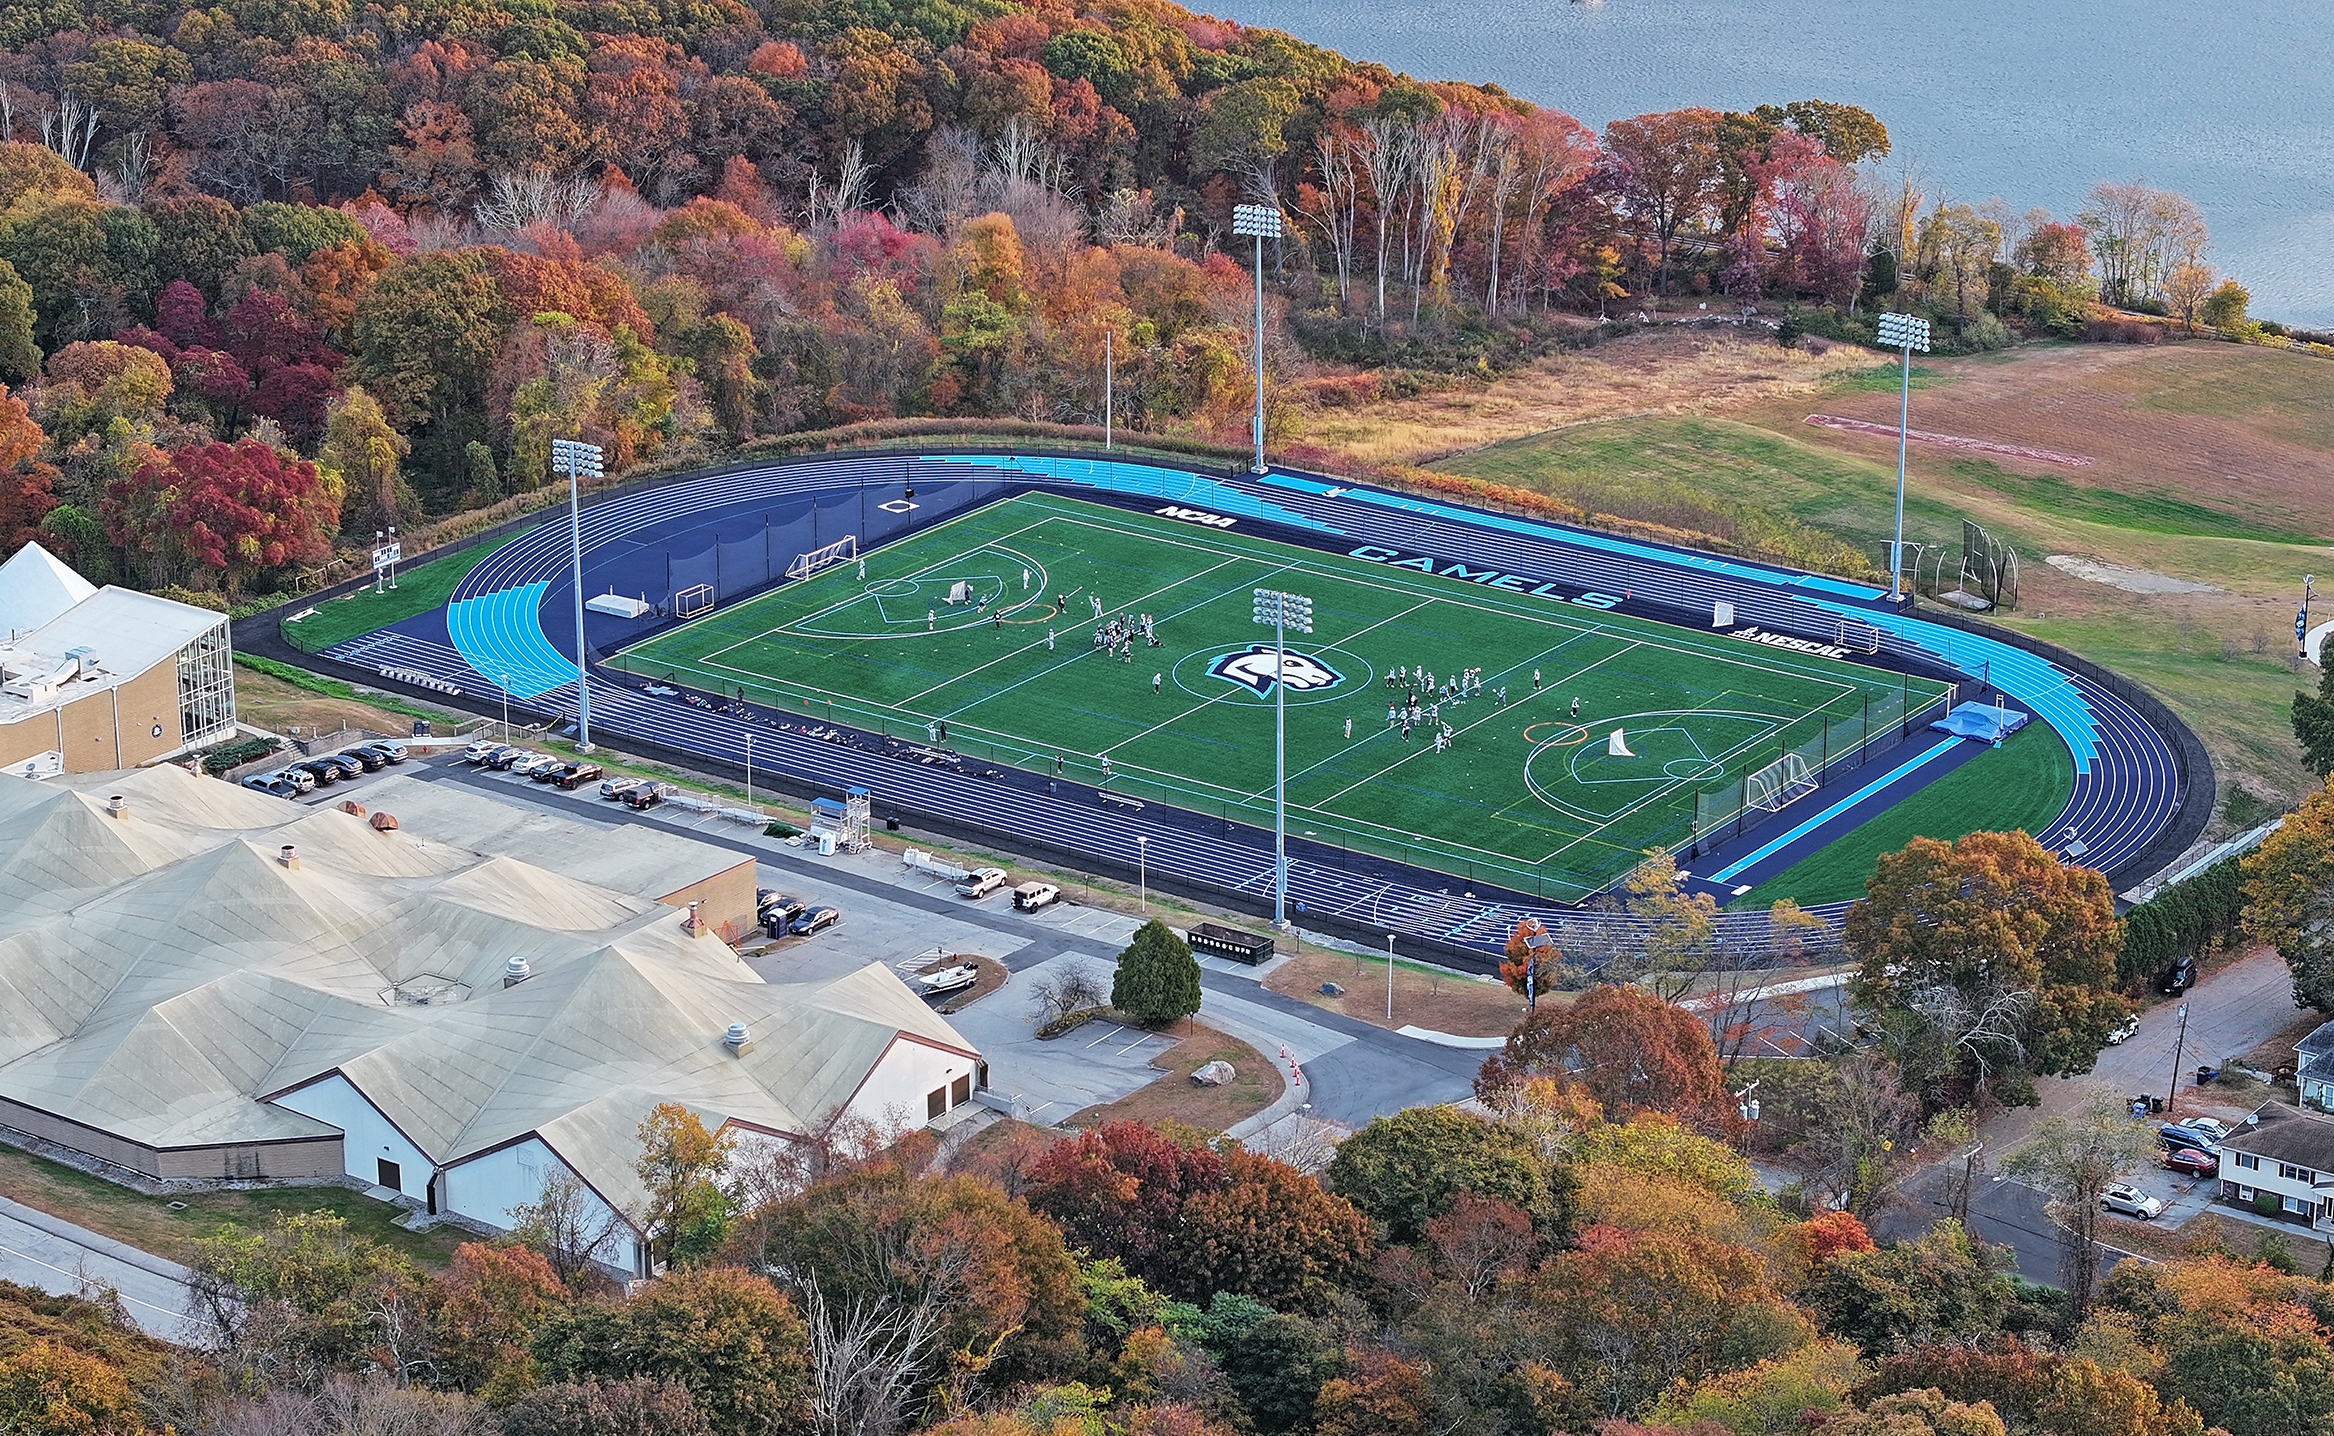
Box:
(1214, 0, 2334, 328)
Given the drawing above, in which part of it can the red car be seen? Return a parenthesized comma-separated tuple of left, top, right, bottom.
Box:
(2164, 1147, 2218, 1177)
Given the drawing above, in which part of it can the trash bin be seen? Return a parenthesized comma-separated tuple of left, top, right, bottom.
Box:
(2197, 1066, 2219, 1086)
(412, 719, 432, 737)
(2151, 1096, 2165, 1114)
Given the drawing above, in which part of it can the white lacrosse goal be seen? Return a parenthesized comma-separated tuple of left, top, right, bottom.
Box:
(675, 584, 716, 618)
(1745, 750, 1818, 813)
(786, 534, 858, 581)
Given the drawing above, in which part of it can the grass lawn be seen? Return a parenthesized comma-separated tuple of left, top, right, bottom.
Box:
(1732, 720, 2075, 908)
(1066, 1023, 1282, 1132)
(1264, 950, 1527, 1037)
(282, 533, 518, 652)
(0, 1142, 468, 1270)
(609, 493, 1945, 902)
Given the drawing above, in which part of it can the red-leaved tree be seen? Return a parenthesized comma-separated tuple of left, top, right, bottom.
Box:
(1476, 984, 1731, 1132)
(107, 439, 342, 593)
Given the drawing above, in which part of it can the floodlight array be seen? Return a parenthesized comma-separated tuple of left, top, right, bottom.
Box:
(1251, 588, 1313, 633)
(1876, 312, 1932, 353)
(1230, 203, 1283, 239)
(551, 438, 605, 476)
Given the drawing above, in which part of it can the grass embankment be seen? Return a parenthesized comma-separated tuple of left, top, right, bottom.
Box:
(1265, 951, 1525, 1037)
(281, 533, 517, 652)
(0, 1142, 466, 1270)
(1731, 723, 2075, 909)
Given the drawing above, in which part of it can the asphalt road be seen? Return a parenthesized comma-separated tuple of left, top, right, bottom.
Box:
(0, 1197, 209, 1341)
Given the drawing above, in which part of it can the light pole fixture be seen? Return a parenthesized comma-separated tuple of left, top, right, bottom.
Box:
(499, 673, 510, 740)
(1252, 586, 1313, 927)
(1384, 932, 1396, 1021)
(1231, 203, 1283, 475)
(745, 731, 753, 812)
(1136, 834, 1148, 915)
(1104, 329, 1114, 452)
(386, 526, 397, 590)
(551, 438, 604, 752)
(1875, 311, 1930, 604)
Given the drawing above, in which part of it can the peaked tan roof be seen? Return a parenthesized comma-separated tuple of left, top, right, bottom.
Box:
(0, 766, 976, 1211)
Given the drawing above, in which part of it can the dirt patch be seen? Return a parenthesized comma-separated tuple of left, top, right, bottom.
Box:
(1064, 1023, 1283, 1133)
(1265, 951, 1526, 1038)
(1805, 413, 2094, 466)
(1758, 343, 2334, 538)
(1306, 330, 1881, 467)
(232, 669, 447, 745)
(2237, 1008, 2323, 1075)
(2043, 555, 2224, 595)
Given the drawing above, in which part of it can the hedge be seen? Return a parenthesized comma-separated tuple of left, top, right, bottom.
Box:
(2118, 854, 2246, 984)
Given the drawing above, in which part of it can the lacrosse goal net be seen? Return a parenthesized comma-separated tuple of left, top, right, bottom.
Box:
(1745, 751, 1818, 813)
(786, 534, 858, 581)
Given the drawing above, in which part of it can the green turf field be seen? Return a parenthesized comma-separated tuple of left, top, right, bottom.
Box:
(609, 494, 1954, 901)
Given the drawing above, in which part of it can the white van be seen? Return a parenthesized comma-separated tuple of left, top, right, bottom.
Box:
(955, 867, 1008, 899)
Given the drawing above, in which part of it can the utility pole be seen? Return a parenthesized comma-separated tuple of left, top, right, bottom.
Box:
(2167, 1003, 2191, 1114)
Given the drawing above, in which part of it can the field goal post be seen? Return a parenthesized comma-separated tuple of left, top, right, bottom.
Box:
(1745, 751, 1818, 814)
(675, 584, 716, 618)
(787, 534, 858, 581)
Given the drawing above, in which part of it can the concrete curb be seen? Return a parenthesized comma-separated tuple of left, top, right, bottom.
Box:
(1395, 1025, 1506, 1050)
(1225, 1068, 1312, 1147)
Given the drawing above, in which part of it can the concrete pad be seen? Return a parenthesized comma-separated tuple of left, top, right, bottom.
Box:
(942, 953, 1177, 1126)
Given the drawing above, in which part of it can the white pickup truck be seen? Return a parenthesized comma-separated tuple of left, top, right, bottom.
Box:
(955, 867, 1008, 898)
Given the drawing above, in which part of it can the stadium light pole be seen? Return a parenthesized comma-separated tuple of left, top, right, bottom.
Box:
(1231, 203, 1282, 475)
(1104, 329, 1113, 451)
(552, 438, 605, 752)
(1136, 834, 1148, 915)
(1253, 587, 1312, 927)
(1385, 933, 1395, 1021)
(1875, 313, 1930, 605)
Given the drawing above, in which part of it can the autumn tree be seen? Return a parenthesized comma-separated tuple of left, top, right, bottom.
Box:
(1477, 983, 1732, 1132)
(425, 1241, 570, 1393)
(0, 384, 57, 551)
(1847, 830, 2124, 1103)
(2293, 669, 2334, 779)
(349, 250, 508, 492)
(106, 438, 343, 594)
(2001, 1087, 2160, 1317)
(0, 259, 36, 385)
(320, 384, 415, 535)
(1538, 1223, 1776, 1417)
(635, 1102, 736, 1270)
(1602, 108, 1724, 294)
(532, 1266, 813, 1436)
(503, 1378, 714, 1436)
(1112, 919, 1202, 1027)
(1499, 918, 1560, 1008)
(1800, 1220, 2014, 1356)
(1323, 1104, 1569, 1246)
(186, 1209, 425, 1377)
(0, 1341, 142, 1436)
(2243, 781, 2334, 1011)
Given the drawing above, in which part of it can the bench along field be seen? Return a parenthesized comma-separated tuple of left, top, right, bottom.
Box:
(609, 494, 1950, 902)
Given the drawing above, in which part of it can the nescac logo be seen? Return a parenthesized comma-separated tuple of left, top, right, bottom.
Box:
(1208, 645, 1343, 696)
(1155, 505, 1238, 528)
(1729, 625, 1849, 660)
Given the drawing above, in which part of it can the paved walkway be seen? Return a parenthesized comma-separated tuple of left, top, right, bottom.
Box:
(0, 1196, 209, 1342)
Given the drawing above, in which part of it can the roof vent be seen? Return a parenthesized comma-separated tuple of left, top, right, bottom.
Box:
(685, 899, 704, 935)
(370, 812, 399, 831)
(724, 1021, 755, 1056)
(503, 956, 532, 988)
(279, 844, 299, 870)
(106, 795, 127, 821)
(339, 800, 367, 818)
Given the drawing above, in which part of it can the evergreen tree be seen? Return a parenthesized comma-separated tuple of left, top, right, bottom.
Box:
(2294, 661, 2334, 777)
(1111, 919, 1201, 1027)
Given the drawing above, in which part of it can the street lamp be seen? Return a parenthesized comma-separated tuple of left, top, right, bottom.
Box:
(1136, 834, 1148, 914)
(744, 731, 753, 812)
(1876, 312, 1931, 604)
(1231, 203, 1283, 475)
(499, 673, 510, 740)
(1252, 587, 1313, 926)
(551, 438, 604, 752)
(1385, 932, 1396, 1022)
(386, 526, 397, 590)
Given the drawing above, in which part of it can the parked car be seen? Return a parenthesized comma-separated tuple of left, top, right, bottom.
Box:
(357, 740, 408, 764)
(2100, 1182, 2164, 1219)
(485, 746, 533, 770)
(527, 757, 574, 782)
(2106, 1013, 2142, 1045)
(624, 783, 674, 809)
(240, 774, 298, 798)
(2159, 956, 2198, 994)
(955, 867, 1008, 899)
(791, 906, 841, 936)
(337, 746, 387, 771)
(600, 775, 647, 801)
(1012, 881, 1061, 911)
(272, 766, 316, 793)
(462, 739, 501, 763)
(2159, 1122, 2221, 1154)
(2164, 1147, 2219, 1178)
(510, 753, 564, 778)
(553, 763, 603, 790)
(2185, 1116, 2233, 1145)
(292, 759, 345, 786)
